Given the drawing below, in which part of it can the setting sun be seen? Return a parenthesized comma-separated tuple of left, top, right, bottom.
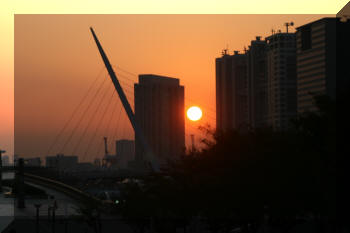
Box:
(187, 106, 202, 121)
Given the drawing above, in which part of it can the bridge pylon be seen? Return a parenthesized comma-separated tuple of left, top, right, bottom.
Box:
(90, 27, 159, 172)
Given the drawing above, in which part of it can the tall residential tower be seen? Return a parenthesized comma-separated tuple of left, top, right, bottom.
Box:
(266, 32, 297, 130)
(247, 36, 269, 129)
(216, 50, 248, 132)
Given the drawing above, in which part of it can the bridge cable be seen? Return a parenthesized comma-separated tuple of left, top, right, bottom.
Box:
(72, 79, 113, 160)
(98, 98, 121, 157)
(85, 86, 116, 162)
(46, 66, 105, 156)
(80, 83, 116, 162)
(59, 74, 108, 154)
(91, 79, 136, 160)
(96, 98, 124, 166)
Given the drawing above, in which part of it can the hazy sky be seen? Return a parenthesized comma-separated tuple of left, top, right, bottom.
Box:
(1, 0, 347, 161)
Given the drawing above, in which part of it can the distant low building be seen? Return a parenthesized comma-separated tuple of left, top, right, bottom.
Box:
(72, 162, 95, 172)
(102, 154, 118, 169)
(46, 154, 78, 171)
(24, 157, 41, 167)
(93, 158, 101, 167)
(1, 155, 10, 166)
(116, 139, 135, 169)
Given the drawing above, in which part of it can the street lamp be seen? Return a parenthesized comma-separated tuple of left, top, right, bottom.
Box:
(0, 149, 6, 192)
(34, 203, 42, 233)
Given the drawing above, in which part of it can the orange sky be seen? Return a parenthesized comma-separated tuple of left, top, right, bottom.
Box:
(0, 0, 346, 164)
(15, 12, 350, 166)
(14, 14, 335, 162)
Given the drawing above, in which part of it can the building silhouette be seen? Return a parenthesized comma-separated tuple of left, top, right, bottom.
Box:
(24, 157, 41, 167)
(266, 32, 297, 130)
(1, 155, 9, 166)
(45, 154, 78, 170)
(215, 17, 343, 132)
(115, 139, 135, 169)
(296, 18, 338, 113)
(134, 74, 185, 166)
(246, 36, 269, 129)
(216, 50, 248, 132)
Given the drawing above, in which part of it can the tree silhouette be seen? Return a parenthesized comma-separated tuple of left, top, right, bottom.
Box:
(119, 95, 336, 233)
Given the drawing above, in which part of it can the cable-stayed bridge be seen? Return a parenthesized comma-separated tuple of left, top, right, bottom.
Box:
(0, 28, 218, 219)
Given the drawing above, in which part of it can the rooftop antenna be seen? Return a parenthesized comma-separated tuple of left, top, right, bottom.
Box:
(222, 44, 229, 56)
(284, 22, 294, 33)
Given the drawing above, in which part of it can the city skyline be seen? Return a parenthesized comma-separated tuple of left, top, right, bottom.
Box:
(11, 14, 331, 162)
(0, 2, 345, 230)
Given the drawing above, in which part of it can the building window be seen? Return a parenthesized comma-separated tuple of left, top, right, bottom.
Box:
(301, 25, 312, 51)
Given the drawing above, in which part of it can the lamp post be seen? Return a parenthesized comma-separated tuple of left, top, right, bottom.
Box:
(48, 205, 51, 220)
(34, 203, 42, 233)
(0, 149, 6, 192)
(16, 158, 25, 208)
(52, 200, 57, 233)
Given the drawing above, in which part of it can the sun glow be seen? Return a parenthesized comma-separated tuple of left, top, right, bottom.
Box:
(187, 106, 202, 121)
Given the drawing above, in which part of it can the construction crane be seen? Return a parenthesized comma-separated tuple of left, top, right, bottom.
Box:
(90, 27, 159, 172)
(102, 137, 118, 168)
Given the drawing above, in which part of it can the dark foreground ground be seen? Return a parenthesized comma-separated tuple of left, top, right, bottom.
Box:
(2, 216, 342, 233)
(2, 217, 133, 233)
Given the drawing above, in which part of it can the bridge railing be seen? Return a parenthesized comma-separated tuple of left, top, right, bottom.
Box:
(23, 172, 102, 207)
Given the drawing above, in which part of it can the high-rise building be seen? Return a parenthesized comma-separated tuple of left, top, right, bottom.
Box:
(116, 139, 135, 169)
(266, 32, 297, 130)
(296, 18, 339, 113)
(216, 50, 248, 132)
(246, 36, 268, 129)
(134, 74, 185, 166)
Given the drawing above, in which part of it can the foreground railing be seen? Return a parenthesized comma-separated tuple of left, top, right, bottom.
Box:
(23, 172, 102, 206)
